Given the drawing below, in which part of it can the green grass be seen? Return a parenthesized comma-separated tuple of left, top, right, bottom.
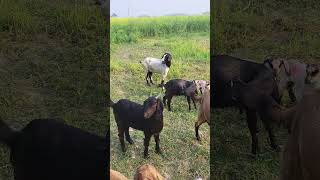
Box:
(212, 0, 320, 179)
(110, 17, 210, 179)
(0, 0, 107, 179)
(111, 15, 210, 44)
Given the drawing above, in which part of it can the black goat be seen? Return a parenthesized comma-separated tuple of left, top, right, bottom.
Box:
(212, 54, 281, 154)
(110, 96, 164, 158)
(163, 79, 198, 111)
(0, 118, 107, 180)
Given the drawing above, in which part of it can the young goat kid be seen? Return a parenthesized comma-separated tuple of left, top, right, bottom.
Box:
(163, 79, 199, 111)
(0, 118, 107, 180)
(110, 96, 164, 158)
(194, 80, 210, 94)
(140, 53, 172, 86)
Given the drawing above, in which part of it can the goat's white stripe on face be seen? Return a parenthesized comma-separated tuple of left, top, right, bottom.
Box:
(163, 54, 167, 60)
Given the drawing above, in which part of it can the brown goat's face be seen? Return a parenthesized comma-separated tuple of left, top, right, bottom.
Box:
(143, 97, 160, 119)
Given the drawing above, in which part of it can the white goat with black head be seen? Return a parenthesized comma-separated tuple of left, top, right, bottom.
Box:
(140, 52, 172, 87)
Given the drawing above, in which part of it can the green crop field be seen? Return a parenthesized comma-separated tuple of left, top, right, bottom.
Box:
(212, 0, 320, 179)
(0, 0, 107, 179)
(110, 15, 210, 179)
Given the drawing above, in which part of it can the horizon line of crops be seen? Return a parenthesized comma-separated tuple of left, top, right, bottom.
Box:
(110, 15, 210, 44)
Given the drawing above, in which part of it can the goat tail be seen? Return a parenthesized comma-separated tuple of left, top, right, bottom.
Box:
(0, 120, 17, 147)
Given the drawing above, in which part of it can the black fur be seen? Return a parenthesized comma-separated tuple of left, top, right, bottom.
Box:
(0, 118, 107, 180)
(110, 96, 164, 158)
(163, 79, 198, 111)
(212, 54, 280, 154)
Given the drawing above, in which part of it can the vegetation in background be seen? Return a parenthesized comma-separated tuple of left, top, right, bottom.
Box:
(110, 16, 210, 43)
(110, 16, 210, 179)
(212, 0, 320, 179)
(0, 0, 107, 179)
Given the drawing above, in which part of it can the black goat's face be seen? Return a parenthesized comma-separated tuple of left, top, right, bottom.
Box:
(143, 97, 162, 119)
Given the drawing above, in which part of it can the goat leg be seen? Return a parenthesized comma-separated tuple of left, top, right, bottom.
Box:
(191, 96, 197, 110)
(163, 95, 167, 107)
(145, 73, 150, 86)
(187, 96, 192, 111)
(118, 127, 126, 152)
(167, 96, 173, 111)
(154, 133, 161, 154)
(143, 133, 152, 158)
(125, 127, 134, 144)
(195, 122, 201, 141)
(158, 80, 164, 87)
(263, 121, 280, 152)
(246, 110, 259, 154)
(148, 72, 154, 84)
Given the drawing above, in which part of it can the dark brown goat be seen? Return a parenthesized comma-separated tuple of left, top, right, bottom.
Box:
(213, 55, 281, 154)
(110, 96, 164, 158)
(231, 79, 320, 179)
(229, 78, 283, 153)
(0, 118, 107, 180)
(163, 79, 199, 111)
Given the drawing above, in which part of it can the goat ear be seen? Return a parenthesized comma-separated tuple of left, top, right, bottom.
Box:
(144, 104, 157, 119)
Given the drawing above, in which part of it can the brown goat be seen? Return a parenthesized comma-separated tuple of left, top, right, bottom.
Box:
(110, 169, 129, 180)
(195, 86, 210, 141)
(134, 164, 165, 180)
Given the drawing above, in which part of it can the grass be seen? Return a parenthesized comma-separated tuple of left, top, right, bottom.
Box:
(110, 16, 210, 179)
(212, 0, 320, 179)
(0, 0, 107, 179)
(110, 15, 210, 44)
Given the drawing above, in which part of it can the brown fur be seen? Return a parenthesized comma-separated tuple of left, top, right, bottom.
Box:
(279, 89, 320, 180)
(195, 87, 210, 141)
(110, 169, 129, 180)
(134, 164, 165, 180)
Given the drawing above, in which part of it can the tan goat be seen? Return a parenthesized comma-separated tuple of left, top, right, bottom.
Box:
(195, 85, 210, 141)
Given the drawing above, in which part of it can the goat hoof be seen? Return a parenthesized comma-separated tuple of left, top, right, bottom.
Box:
(144, 153, 149, 158)
(196, 137, 201, 141)
(156, 149, 162, 154)
(126, 138, 134, 144)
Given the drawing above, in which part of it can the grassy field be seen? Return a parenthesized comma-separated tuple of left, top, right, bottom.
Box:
(110, 16, 210, 179)
(212, 0, 320, 179)
(0, 0, 107, 179)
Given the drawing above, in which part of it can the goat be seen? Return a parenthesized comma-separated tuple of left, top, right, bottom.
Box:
(194, 80, 210, 94)
(109, 96, 164, 158)
(163, 79, 199, 111)
(212, 55, 281, 154)
(134, 164, 165, 180)
(195, 86, 210, 141)
(140, 53, 172, 86)
(0, 118, 107, 180)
